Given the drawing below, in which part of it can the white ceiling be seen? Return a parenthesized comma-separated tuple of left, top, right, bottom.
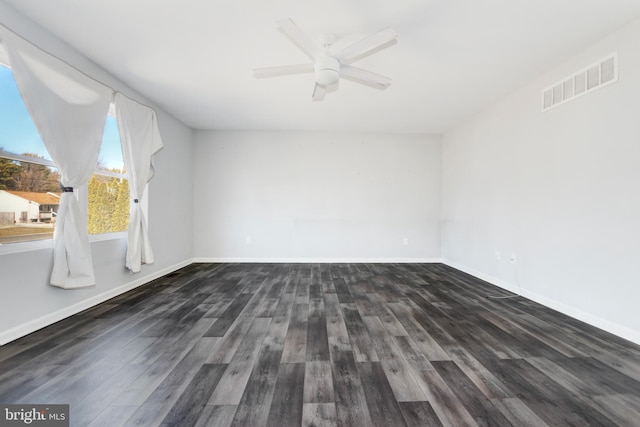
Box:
(4, 0, 640, 133)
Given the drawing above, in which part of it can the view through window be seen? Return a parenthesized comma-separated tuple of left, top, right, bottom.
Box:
(0, 62, 128, 245)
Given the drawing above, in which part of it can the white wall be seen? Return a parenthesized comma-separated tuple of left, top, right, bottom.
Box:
(442, 18, 640, 343)
(0, 3, 194, 344)
(193, 130, 441, 262)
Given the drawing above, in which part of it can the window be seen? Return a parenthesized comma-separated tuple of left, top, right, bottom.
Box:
(88, 114, 129, 236)
(0, 61, 128, 247)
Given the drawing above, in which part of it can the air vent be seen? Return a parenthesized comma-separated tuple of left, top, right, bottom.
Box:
(542, 52, 618, 112)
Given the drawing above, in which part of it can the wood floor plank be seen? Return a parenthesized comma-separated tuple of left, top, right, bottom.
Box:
(341, 303, 379, 362)
(390, 334, 436, 371)
(446, 346, 513, 400)
(0, 363, 68, 403)
(202, 298, 235, 318)
(413, 368, 480, 427)
(208, 318, 271, 405)
(160, 364, 227, 427)
(267, 292, 294, 338)
(70, 363, 149, 426)
(479, 307, 587, 358)
(591, 393, 640, 426)
(295, 277, 311, 304)
(205, 313, 258, 364)
(356, 361, 409, 427)
(330, 349, 374, 427)
(204, 293, 253, 337)
(387, 302, 451, 361)
(20, 344, 143, 406)
(309, 282, 323, 300)
(328, 335, 352, 355)
(194, 405, 237, 427)
(87, 406, 139, 427)
(112, 321, 217, 407)
(489, 398, 549, 427)
(320, 269, 336, 295)
(550, 355, 640, 395)
(399, 401, 444, 427)
(281, 303, 309, 363)
(230, 336, 284, 427)
(489, 358, 619, 427)
(307, 299, 330, 361)
(333, 278, 354, 303)
(302, 403, 338, 427)
(524, 356, 601, 397)
(431, 360, 511, 427)
(362, 316, 428, 402)
(266, 363, 306, 427)
(122, 334, 220, 426)
(371, 294, 409, 336)
(324, 293, 349, 338)
(345, 275, 382, 317)
(256, 297, 280, 317)
(303, 360, 334, 403)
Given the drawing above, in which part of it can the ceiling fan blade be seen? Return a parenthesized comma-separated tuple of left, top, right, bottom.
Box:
(335, 27, 398, 64)
(277, 18, 319, 61)
(340, 65, 392, 90)
(252, 63, 314, 78)
(312, 84, 326, 102)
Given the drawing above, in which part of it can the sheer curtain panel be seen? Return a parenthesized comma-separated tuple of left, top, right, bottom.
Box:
(0, 26, 112, 288)
(115, 93, 164, 273)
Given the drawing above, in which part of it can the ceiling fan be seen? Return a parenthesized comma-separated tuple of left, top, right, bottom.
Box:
(253, 18, 398, 101)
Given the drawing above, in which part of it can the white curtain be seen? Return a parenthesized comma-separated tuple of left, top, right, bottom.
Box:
(0, 27, 112, 288)
(115, 92, 164, 273)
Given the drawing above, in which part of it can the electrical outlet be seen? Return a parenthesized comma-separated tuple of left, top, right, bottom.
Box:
(509, 254, 517, 264)
(403, 238, 409, 246)
(495, 250, 501, 261)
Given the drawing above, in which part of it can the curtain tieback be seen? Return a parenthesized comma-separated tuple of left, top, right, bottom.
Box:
(60, 184, 74, 193)
(133, 199, 139, 203)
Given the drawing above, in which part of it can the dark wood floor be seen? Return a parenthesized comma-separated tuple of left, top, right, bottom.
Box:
(1, 263, 640, 426)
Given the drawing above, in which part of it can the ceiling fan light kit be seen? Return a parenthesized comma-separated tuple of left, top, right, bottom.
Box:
(253, 18, 397, 101)
(314, 56, 340, 87)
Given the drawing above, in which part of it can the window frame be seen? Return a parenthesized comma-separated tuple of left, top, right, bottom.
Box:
(0, 57, 132, 254)
(0, 147, 133, 254)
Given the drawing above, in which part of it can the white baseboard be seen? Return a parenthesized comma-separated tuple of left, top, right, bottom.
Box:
(517, 289, 640, 346)
(442, 259, 521, 294)
(442, 259, 640, 346)
(0, 258, 193, 346)
(193, 257, 443, 264)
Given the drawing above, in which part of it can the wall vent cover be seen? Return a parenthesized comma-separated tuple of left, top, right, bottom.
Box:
(542, 52, 618, 112)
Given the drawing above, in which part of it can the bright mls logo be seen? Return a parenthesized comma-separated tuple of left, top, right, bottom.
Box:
(0, 405, 68, 426)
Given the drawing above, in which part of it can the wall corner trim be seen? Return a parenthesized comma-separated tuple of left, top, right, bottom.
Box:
(442, 259, 640, 346)
(0, 258, 194, 346)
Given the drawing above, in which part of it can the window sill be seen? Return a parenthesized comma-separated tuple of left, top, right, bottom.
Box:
(0, 238, 53, 255)
(0, 231, 127, 255)
(89, 231, 127, 243)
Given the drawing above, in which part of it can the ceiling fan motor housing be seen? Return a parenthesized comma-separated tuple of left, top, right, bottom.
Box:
(252, 19, 397, 100)
(315, 55, 340, 87)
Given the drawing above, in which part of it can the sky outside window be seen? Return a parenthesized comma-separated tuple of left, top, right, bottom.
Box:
(0, 64, 123, 170)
